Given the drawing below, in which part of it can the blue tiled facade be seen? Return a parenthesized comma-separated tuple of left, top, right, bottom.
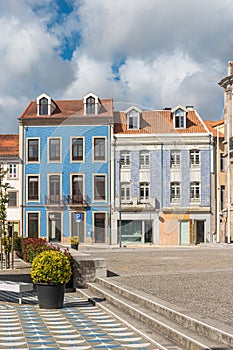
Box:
(200, 150, 211, 207)
(23, 124, 111, 244)
(181, 150, 190, 207)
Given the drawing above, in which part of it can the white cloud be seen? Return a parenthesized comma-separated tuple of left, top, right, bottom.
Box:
(0, 0, 233, 132)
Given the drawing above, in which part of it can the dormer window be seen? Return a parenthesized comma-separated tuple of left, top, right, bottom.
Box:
(36, 93, 54, 116)
(127, 108, 141, 130)
(83, 93, 99, 115)
(86, 96, 95, 114)
(173, 108, 186, 129)
(39, 97, 48, 115)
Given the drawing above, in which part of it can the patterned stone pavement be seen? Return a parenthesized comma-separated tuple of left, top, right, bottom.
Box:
(0, 291, 158, 349)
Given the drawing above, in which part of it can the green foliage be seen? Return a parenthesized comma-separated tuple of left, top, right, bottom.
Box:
(1, 235, 12, 253)
(0, 167, 11, 223)
(31, 250, 72, 284)
(13, 233, 22, 252)
(70, 235, 80, 244)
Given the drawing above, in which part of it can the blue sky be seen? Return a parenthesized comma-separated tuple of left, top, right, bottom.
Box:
(1, 0, 233, 132)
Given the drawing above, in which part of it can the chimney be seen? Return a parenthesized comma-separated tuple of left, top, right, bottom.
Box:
(186, 105, 194, 111)
(227, 61, 233, 76)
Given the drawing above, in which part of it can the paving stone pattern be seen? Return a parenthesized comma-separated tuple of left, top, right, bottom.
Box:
(0, 292, 157, 349)
(86, 245, 233, 328)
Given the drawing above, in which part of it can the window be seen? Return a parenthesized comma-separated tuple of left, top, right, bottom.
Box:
(121, 183, 131, 203)
(170, 150, 180, 167)
(171, 182, 180, 202)
(8, 191, 18, 207)
(139, 182, 149, 203)
(174, 108, 186, 129)
(72, 138, 84, 161)
(94, 213, 106, 243)
(190, 150, 200, 167)
(120, 151, 130, 167)
(28, 213, 39, 238)
(8, 164, 18, 179)
(94, 175, 106, 201)
(220, 153, 224, 172)
(127, 109, 140, 130)
(28, 176, 39, 201)
(72, 175, 84, 204)
(27, 139, 39, 162)
(86, 96, 95, 114)
(190, 182, 200, 201)
(39, 97, 48, 115)
(49, 175, 60, 204)
(140, 151, 150, 168)
(220, 185, 225, 211)
(94, 138, 106, 161)
(49, 138, 61, 162)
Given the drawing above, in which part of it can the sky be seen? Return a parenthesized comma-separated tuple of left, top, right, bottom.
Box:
(1, 0, 233, 133)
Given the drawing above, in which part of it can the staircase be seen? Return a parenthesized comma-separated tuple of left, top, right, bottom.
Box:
(77, 278, 233, 350)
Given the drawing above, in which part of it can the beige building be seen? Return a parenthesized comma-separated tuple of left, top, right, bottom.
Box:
(218, 61, 233, 243)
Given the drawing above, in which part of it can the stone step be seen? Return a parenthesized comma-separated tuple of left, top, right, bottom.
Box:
(83, 278, 233, 350)
(77, 287, 180, 350)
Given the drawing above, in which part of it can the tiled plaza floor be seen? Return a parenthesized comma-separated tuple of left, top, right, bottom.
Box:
(0, 291, 157, 349)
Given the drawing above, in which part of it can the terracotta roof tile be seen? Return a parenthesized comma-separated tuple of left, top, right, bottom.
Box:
(19, 98, 113, 120)
(0, 134, 19, 156)
(204, 120, 224, 137)
(114, 110, 207, 134)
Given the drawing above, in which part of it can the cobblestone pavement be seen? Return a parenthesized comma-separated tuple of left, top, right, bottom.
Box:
(81, 244, 233, 328)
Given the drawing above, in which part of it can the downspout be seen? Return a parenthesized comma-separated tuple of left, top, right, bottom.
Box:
(161, 143, 163, 210)
(216, 128, 220, 243)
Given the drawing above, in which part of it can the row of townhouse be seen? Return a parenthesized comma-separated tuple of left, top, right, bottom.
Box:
(7, 57, 233, 246)
(1, 91, 224, 246)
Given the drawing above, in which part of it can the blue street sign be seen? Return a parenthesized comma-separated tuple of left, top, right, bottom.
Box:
(75, 213, 82, 222)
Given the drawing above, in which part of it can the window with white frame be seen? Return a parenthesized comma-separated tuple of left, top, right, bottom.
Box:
(170, 150, 181, 167)
(140, 151, 150, 168)
(127, 109, 140, 130)
(86, 96, 95, 114)
(72, 174, 84, 204)
(28, 176, 39, 201)
(39, 97, 48, 115)
(71, 138, 84, 161)
(121, 183, 131, 203)
(190, 150, 200, 167)
(28, 212, 39, 238)
(120, 151, 130, 167)
(174, 108, 186, 129)
(49, 175, 61, 204)
(94, 175, 106, 201)
(8, 191, 18, 207)
(8, 164, 18, 179)
(94, 137, 106, 161)
(139, 182, 149, 202)
(190, 182, 200, 201)
(170, 182, 180, 202)
(49, 138, 61, 162)
(27, 139, 39, 162)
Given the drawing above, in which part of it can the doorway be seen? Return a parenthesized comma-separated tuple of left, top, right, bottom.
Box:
(48, 212, 61, 242)
(196, 220, 205, 244)
(179, 221, 189, 245)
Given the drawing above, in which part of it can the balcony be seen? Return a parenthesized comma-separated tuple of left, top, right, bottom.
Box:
(118, 197, 159, 212)
(67, 195, 90, 208)
(44, 195, 66, 207)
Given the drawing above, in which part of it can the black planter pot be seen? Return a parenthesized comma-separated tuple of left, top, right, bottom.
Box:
(71, 243, 79, 250)
(36, 283, 65, 309)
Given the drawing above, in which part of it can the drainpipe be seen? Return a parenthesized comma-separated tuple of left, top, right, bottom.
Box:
(216, 127, 220, 243)
(227, 121, 231, 243)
